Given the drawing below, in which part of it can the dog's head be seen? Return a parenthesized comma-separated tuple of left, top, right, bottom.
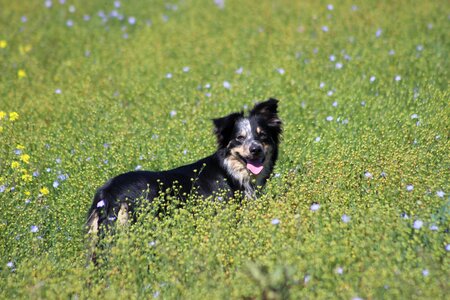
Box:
(213, 98, 282, 181)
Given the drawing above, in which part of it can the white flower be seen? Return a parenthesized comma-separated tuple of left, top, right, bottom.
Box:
(53, 181, 59, 188)
(271, 218, 280, 225)
(235, 67, 243, 74)
(135, 165, 142, 170)
(96, 200, 105, 208)
(304, 275, 311, 283)
(66, 19, 74, 27)
(413, 220, 423, 229)
(182, 66, 190, 72)
(416, 45, 424, 51)
(315, 136, 321, 142)
(322, 26, 329, 32)
(166, 73, 172, 79)
(389, 49, 395, 55)
(310, 203, 320, 211)
(335, 62, 343, 69)
(376, 28, 382, 37)
(341, 214, 350, 223)
(395, 75, 402, 81)
(55, 88, 62, 94)
(128, 17, 136, 25)
(169, 110, 177, 117)
(223, 81, 231, 89)
(445, 244, 450, 251)
(114, 1, 121, 8)
(436, 190, 445, 198)
(319, 82, 325, 88)
(370, 76, 376, 83)
(204, 83, 211, 89)
(406, 184, 414, 191)
(30, 225, 39, 233)
(429, 224, 438, 231)
(277, 68, 285, 75)
(410, 114, 418, 119)
(214, 0, 225, 9)
(45, 0, 52, 8)
(422, 269, 429, 276)
(327, 90, 334, 96)
(332, 101, 338, 107)
(326, 116, 333, 121)
(68, 5, 75, 13)
(329, 55, 336, 62)
(336, 267, 344, 274)
(327, 4, 334, 10)
(364, 171, 373, 179)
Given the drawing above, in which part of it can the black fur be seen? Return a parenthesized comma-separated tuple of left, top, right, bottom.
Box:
(87, 98, 282, 231)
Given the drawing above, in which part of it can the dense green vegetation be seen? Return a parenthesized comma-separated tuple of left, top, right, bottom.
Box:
(0, 0, 448, 298)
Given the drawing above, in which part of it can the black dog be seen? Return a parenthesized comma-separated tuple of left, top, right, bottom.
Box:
(86, 98, 282, 234)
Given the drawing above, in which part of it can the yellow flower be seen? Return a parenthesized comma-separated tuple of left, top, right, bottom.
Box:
(19, 44, 32, 55)
(25, 191, 31, 196)
(40, 187, 49, 196)
(21, 174, 32, 182)
(0, 40, 7, 48)
(16, 144, 25, 150)
(11, 161, 20, 169)
(0, 126, 3, 133)
(18, 70, 26, 79)
(9, 112, 19, 121)
(20, 154, 30, 164)
(0, 111, 5, 120)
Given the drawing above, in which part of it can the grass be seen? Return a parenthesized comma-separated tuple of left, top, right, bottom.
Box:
(0, 0, 449, 298)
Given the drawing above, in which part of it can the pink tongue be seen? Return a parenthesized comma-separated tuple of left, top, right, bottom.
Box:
(247, 160, 264, 175)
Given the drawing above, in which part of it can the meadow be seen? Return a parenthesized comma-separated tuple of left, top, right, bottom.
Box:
(0, 0, 449, 299)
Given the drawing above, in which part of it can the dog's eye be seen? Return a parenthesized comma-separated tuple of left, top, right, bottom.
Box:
(259, 132, 267, 139)
(236, 135, 245, 142)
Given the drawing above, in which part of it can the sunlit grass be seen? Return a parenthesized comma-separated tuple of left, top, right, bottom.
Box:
(0, 0, 448, 299)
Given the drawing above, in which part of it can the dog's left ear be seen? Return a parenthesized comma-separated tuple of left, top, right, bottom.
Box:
(250, 98, 282, 129)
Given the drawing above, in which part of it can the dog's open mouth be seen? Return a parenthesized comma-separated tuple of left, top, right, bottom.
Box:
(246, 159, 264, 175)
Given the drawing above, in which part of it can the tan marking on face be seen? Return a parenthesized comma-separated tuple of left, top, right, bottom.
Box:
(256, 126, 262, 134)
(117, 203, 129, 226)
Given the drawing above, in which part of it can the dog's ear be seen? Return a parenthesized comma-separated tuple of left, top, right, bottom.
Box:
(212, 112, 243, 148)
(250, 98, 282, 129)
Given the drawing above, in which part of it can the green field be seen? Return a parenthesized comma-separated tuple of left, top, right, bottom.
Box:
(0, 0, 449, 298)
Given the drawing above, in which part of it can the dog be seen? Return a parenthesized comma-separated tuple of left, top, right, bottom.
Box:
(86, 98, 282, 235)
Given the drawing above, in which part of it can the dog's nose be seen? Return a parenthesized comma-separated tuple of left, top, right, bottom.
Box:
(249, 143, 263, 155)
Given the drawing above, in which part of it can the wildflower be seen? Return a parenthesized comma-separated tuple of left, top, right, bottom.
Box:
(182, 66, 190, 72)
(53, 181, 59, 188)
(364, 171, 373, 179)
(9, 112, 19, 121)
(429, 224, 438, 231)
(166, 73, 172, 79)
(135, 165, 142, 170)
(18, 70, 26, 79)
(406, 184, 414, 191)
(271, 218, 280, 225)
(336, 267, 344, 274)
(395, 75, 402, 81)
(0, 111, 5, 119)
(416, 45, 424, 51)
(33, 171, 40, 177)
(304, 275, 311, 283)
(436, 190, 445, 198)
(40, 187, 49, 195)
(445, 244, 450, 251)
(114, 1, 121, 8)
(66, 20, 74, 27)
(332, 101, 338, 107)
(315, 136, 321, 142)
(21, 174, 32, 182)
(169, 110, 177, 117)
(214, 0, 225, 9)
(310, 203, 320, 211)
(327, 90, 334, 96)
(341, 214, 350, 223)
(6, 261, 14, 268)
(11, 161, 20, 169)
(30, 225, 39, 233)
(223, 81, 231, 89)
(370, 76, 376, 83)
(335, 62, 343, 69)
(389, 49, 395, 55)
(235, 67, 243, 74)
(0, 185, 6, 193)
(45, 0, 52, 8)
(0, 40, 7, 48)
(276, 68, 285, 75)
(322, 26, 329, 32)
(55, 88, 62, 94)
(97, 200, 105, 208)
(68, 5, 75, 13)
(376, 28, 382, 37)
(410, 113, 418, 119)
(401, 212, 409, 219)
(20, 154, 30, 164)
(422, 269, 429, 276)
(329, 55, 336, 61)
(319, 82, 325, 88)
(326, 116, 333, 121)
(204, 83, 211, 89)
(55, 158, 61, 164)
(327, 4, 334, 10)
(413, 220, 423, 229)
(128, 17, 136, 25)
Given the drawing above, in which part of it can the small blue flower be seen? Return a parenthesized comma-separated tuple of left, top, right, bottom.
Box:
(341, 214, 351, 223)
(429, 224, 438, 231)
(335, 62, 343, 69)
(406, 184, 414, 192)
(182, 66, 190, 72)
(395, 75, 402, 82)
(66, 20, 74, 27)
(413, 220, 423, 229)
(97, 200, 105, 208)
(55, 88, 62, 94)
(0, 185, 6, 193)
(327, 4, 334, 10)
(329, 55, 336, 62)
(223, 81, 231, 89)
(436, 190, 445, 198)
(30, 225, 39, 233)
(376, 28, 382, 37)
(422, 269, 429, 276)
(21, 16, 27, 23)
(170, 110, 177, 117)
(166, 73, 172, 79)
(364, 171, 373, 179)
(7, 261, 14, 268)
(276, 68, 285, 75)
(135, 165, 142, 170)
(45, 0, 52, 8)
(445, 244, 450, 251)
(370, 76, 376, 83)
(322, 25, 329, 32)
(315, 136, 321, 142)
(128, 17, 136, 25)
(53, 181, 59, 188)
(235, 67, 243, 74)
(271, 218, 280, 225)
(336, 267, 344, 274)
(326, 116, 333, 121)
(310, 203, 320, 211)
(114, 1, 121, 8)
